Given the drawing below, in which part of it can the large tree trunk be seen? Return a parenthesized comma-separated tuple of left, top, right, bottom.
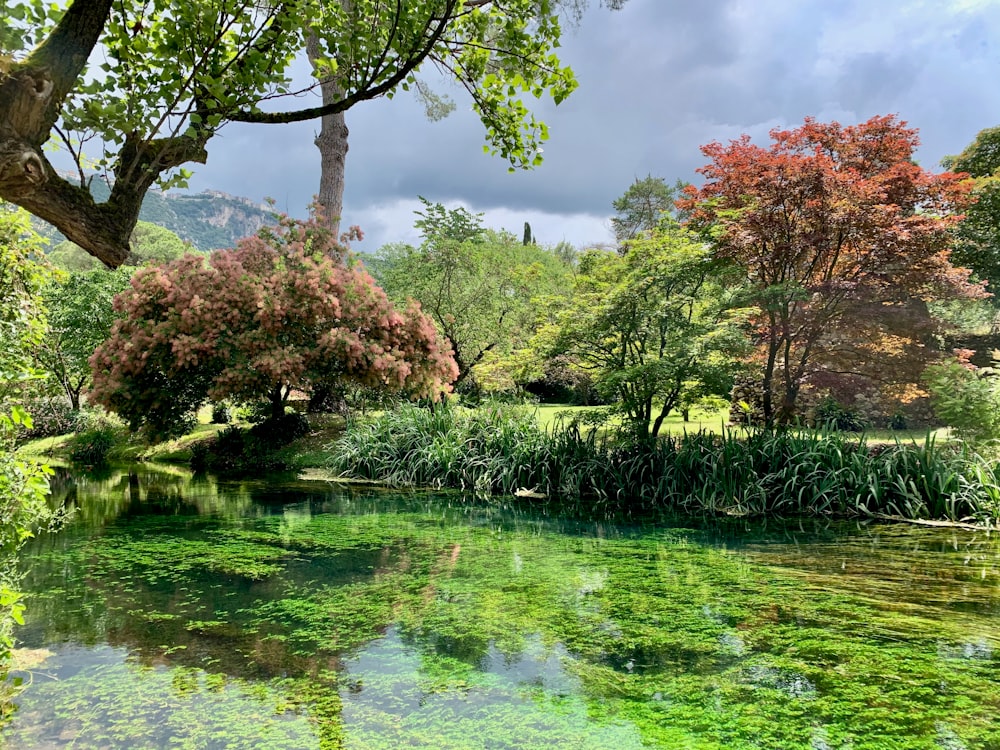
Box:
(0, 0, 209, 267)
(306, 31, 349, 238)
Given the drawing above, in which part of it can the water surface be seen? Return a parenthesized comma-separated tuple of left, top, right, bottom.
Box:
(3, 465, 999, 749)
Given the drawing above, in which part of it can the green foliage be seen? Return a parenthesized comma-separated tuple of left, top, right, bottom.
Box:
(331, 404, 1000, 522)
(552, 223, 750, 439)
(610, 175, 688, 243)
(944, 126, 1000, 297)
(923, 357, 1000, 441)
(66, 413, 127, 466)
(192, 413, 310, 474)
(812, 396, 867, 432)
(210, 402, 231, 425)
(374, 202, 572, 388)
(46, 222, 193, 272)
(0, 202, 57, 723)
(38, 266, 132, 409)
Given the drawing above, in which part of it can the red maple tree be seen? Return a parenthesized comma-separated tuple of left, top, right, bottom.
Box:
(680, 115, 984, 423)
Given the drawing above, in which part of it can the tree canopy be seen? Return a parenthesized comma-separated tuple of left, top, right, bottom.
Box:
(373, 199, 571, 390)
(610, 175, 686, 244)
(552, 224, 748, 439)
(39, 266, 132, 409)
(681, 115, 984, 424)
(89, 214, 457, 437)
(0, 0, 602, 267)
(943, 125, 1000, 297)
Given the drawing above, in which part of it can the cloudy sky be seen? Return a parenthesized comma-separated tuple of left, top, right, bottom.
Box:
(185, 0, 1000, 252)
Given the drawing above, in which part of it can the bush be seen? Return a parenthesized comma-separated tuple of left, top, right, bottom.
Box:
(67, 412, 127, 466)
(923, 359, 1000, 441)
(210, 402, 231, 424)
(11, 398, 82, 442)
(249, 411, 310, 444)
(191, 412, 310, 474)
(812, 396, 867, 432)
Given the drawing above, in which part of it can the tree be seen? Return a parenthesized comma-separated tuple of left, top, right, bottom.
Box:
(552, 223, 749, 440)
(305, 1, 626, 237)
(610, 175, 687, 244)
(943, 126, 1000, 297)
(680, 115, 984, 424)
(38, 267, 132, 409)
(373, 200, 571, 389)
(46, 221, 193, 272)
(0, 0, 596, 267)
(89, 214, 457, 437)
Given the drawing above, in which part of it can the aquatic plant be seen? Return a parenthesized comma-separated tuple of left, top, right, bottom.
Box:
(6, 472, 1000, 748)
(329, 404, 1000, 523)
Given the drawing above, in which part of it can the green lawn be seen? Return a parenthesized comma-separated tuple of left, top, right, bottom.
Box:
(531, 403, 949, 444)
(532, 404, 731, 436)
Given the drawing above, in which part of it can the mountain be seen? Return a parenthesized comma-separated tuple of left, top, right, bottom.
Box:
(133, 189, 275, 251)
(35, 179, 275, 252)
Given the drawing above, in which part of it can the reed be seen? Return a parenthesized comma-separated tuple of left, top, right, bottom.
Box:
(328, 404, 1000, 523)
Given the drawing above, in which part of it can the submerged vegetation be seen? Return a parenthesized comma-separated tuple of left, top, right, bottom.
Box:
(331, 403, 1000, 523)
(3, 468, 999, 748)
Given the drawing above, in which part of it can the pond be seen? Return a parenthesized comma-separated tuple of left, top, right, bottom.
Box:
(2, 464, 999, 749)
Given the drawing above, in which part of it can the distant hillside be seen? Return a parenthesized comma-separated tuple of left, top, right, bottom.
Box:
(35, 179, 276, 252)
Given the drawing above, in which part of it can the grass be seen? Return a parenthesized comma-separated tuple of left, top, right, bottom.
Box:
(533, 404, 732, 436)
(533, 403, 950, 444)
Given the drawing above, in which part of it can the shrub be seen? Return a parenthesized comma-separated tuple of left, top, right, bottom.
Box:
(210, 402, 231, 424)
(923, 359, 1000, 441)
(11, 398, 82, 442)
(191, 413, 310, 474)
(67, 412, 127, 466)
(812, 396, 867, 432)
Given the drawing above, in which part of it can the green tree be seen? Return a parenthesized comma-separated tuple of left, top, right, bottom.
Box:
(374, 200, 571, 388)
(306, 1, 626, 236)
(943, 126, 1000, 297)
(46, 221, 193, 272)
(39, 267, 132, 409)
(610, 175, 687, 244)
(553, 224, 749, 440)
(0, 203, 55, 722)
(0, 0, 590, 267)
(89, 214, 457, 437)
(923, 351, 1000, 442)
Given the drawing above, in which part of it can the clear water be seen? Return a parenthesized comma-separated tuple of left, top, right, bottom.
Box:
(3, 464, 999, 749)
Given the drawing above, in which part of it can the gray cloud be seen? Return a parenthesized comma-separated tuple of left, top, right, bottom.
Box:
(185, 0, 1000, 251)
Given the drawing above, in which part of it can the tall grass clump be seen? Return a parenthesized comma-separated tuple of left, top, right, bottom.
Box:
(329, 404, 1000, 524)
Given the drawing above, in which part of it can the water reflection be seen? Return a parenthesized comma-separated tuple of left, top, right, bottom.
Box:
(4, 464, 1000, 749)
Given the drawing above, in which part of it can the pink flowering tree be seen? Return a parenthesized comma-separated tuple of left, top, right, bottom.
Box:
(89, 215, 457, 437)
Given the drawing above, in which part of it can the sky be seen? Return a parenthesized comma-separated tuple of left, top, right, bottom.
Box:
(183, 0, 1000, 252)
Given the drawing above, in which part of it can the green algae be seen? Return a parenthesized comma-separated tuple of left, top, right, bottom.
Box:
(3, 467, 1000, 749)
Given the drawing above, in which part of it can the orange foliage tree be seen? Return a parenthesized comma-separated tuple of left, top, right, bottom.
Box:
(680, 115, 985, 424)
(89, 215, 457, 436)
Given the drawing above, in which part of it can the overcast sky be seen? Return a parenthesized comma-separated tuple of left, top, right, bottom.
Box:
(185, 0, 1000, 252)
